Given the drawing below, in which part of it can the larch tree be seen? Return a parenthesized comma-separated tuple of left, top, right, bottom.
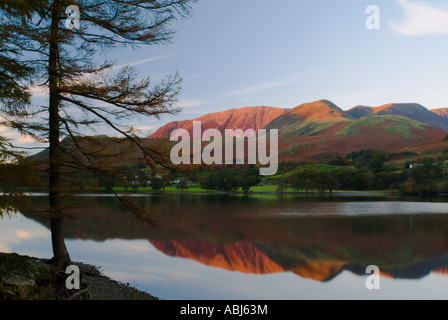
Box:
(0, 1, 36, 160)
(0, 0, 196, 266)
(0, 1, 41, 214)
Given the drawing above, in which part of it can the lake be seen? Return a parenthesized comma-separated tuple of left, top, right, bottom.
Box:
(2, 193, 448, 300)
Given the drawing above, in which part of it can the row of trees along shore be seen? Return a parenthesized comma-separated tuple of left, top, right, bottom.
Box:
(77, 148, 448, 196)
(276, 150, 448, 196)
(148, 149, 448, 196)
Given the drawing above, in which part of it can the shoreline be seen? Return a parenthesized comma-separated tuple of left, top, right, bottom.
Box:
(21, 189, 448, 198)
(21, 189, 395, 196)
(0, 252, 158, 300)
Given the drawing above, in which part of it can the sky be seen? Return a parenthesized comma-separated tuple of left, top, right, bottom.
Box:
(5, 0, 448, 147)
(109, 0, 448, 133)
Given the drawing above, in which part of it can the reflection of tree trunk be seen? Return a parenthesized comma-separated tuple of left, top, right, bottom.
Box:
(48, 1, 70, 266)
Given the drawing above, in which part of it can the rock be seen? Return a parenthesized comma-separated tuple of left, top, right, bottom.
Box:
(0, 252, 56, 300)
(0, 252, 158, 300)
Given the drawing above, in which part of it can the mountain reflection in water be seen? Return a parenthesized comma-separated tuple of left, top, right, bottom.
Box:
(22, 194, 448, 283)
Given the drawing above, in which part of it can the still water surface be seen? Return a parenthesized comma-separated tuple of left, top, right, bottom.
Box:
(2, 194, 448, 300)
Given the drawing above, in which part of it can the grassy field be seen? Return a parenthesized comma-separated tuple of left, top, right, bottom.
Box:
(107, 184, 390, 196)
(270, 163, 356, 180)
(334, 115, 425, 138)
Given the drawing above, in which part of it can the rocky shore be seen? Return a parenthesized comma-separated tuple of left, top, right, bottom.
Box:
(0, 252, 158, 300)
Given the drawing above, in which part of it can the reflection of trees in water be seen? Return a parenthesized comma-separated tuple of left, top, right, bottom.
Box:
(20, 195, 448, 282)
(0, 193, 37, 219)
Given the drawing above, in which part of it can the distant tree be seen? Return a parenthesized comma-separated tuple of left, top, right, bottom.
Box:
(289, 173, 303, 194)
(442, 181, 448, 194)
(302, 178, 315, 193)
(176, 178, 189, 193)
(319, 172, 339, 194)
(416, 179, 438, 196)
(0, 0, 196, 266)
(198, 172, 217, 193)
(352, 172, 369, 190)
(137, 171, 150, 190)
(373, 177, 385, 190)
(400, 177, 416, 195)
(150, 174, 165, 191)
(328, 156, 345, 166)
(375, 172, 398, 190)
(240, 167, 260, 193)
(215, 167, 241, 192)
(276, 179, 288, 196)
(334, 169, 354, 189)
(349, 149, 389, 173)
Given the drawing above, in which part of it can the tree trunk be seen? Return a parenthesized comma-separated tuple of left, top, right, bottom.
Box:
(48, 0, 71, 266)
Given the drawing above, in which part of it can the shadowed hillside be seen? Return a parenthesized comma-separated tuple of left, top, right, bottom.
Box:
(347, 103, 448, 131)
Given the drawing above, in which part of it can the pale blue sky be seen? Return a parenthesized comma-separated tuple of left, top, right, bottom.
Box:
(10, 0, 448, 144)
(109, 0, 448, 132)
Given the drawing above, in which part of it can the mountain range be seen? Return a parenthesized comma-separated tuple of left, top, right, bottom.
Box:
(150, 106, 286, 139)
(150, 100, 448, 162)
